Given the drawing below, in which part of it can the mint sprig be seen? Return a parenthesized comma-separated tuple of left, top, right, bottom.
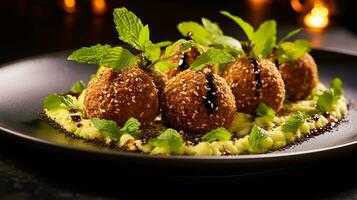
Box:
(248, 125, 269, 148)
(68, 44, 111, 64)
(317, 77, 343, 112)
(149, 128, 183, 154)
(43, 94, 75, 110)
(282, 111, 308, 133)
(69, 80, 86, 94)
(277, 39, 311, 63)
(202, 127, 232, 142)
(255, 103, 276, 120)
(190, 48, 235, 71)
(91, 117, 142, 141)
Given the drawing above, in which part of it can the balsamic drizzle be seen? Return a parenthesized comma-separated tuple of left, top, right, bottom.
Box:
(250, 58, 262, 98)
(178, 53, 190, 71)
(204, 72, 219, 114)
(70, 115, 81, 122)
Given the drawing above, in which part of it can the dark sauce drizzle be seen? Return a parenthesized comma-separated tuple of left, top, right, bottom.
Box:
(250, 58, 262, 98)
(70, 115, 81, 122)
(178, 53, 190, 71)
(204, 72, 219, 114)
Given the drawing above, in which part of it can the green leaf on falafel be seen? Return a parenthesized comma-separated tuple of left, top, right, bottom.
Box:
(202, 127, 232, 142)
(251, 20, 277, 58)
(220, 11, 254, 40)
(190, 48, 235, 71)
(177, 21, 213, 46)
(201, 18, 223, 37)
(99, 47, 138, 71)
(68, 44, 112, 64)
(278, 28, 302, 45)
(277, 39, 311, 63)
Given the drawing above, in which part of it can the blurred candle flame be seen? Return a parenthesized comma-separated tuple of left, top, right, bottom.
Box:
(91, 0, 107, 15)
(62, 0, 76, 14)
(303, 1, 329, 31)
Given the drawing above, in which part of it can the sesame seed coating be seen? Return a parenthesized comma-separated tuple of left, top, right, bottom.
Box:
(84, 67, 159, 126)
(222, 57, 285, 114)
(279, 53, 319, 101)
(161, 69, 236, 134)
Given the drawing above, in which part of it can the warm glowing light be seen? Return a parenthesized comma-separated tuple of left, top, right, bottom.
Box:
(290, 0, 304, 13)
(63, 0, 76, 14)
(248, 0, 271, 6)
(303, 1, 329, 30)
(91, 0, 107, 15)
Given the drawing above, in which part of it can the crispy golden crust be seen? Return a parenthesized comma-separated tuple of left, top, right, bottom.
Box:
(166, 46, 200, 79)
(161, 69, 236, 134)
(222, 57, 285, 114)
(146, 68, 168, 96)
(279, 53, 319, 101)
(84, 67, 159, 126)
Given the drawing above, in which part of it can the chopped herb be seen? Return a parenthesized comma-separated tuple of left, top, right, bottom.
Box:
(282, 111, 308, 133)
(92, 117, 142, 141)
(317, 77, 343, 112)
(248, 125, 269, 148)
(202, 127, 232, 142)
(43, 94, 75, 110)
(69, 80, 85, 94)
(149, 128, 183, 154)
(255, 103, 276, 120)
(91, 118, 121, 141)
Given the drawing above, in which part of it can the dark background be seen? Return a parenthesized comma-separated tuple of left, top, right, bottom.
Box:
(1, 0, 357, 199)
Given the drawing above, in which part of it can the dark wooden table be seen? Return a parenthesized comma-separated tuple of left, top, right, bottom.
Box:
(1, 1, 357, 199)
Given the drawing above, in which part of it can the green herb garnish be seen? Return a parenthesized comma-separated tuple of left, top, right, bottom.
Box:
(202, 127, 232, 142)
(248, 125, 269, 148)
(149, 128, 183, 154)
(91, 117, 142, 141)
(69, 80, 86, 94)
(317, 77, 343, 112)
(282, 111, 308, 133)
(255, 103, 276, 120)
(277, 39, 311, 63)
(43, 94, 75, 110)
(190, 48, 235, 71)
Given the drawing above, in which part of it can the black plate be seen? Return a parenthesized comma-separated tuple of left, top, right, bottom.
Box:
(0, 49, 357, 176)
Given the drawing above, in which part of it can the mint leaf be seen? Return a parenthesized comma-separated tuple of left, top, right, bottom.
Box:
(177, 22, 213, 46)
(248, 125, 269, 148)
(215, 35, 242, 52)
(317, 89, 334, 112)
(113, 7, 148, 51)
(278, 39, 311, 63)
(255, 103, 276, 120)
(252, 20, 277, 58)
(190, 48, 235, 71)
(154, 60, 177, 72)
(69, 80, 85, 94)
(220, 11, 254, 40)
(43, 94, 75, 110)
(144, 45, 161, 62)
(330, 77, 343, 100)
(68, 44, 111, 64)
(100, 47, 138, 71)
(164, 39, 188, 57)
(278, 28, 302, 45)
(201, 18, 223, 36)
(91, 118, 121, 141)
(120, 117, 142, 138)
(149, 128, 183, 154)
(138, 24, 152, 50)
(282, 111, 308, 133)
(202, 127, 232, 142)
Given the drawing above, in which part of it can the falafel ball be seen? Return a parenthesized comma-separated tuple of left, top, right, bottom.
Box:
(84, 67, 159, 126)
(166, 46, 200, 79)
(161, 69, 236, 134)
(147, 68, 168, 96)
(222, 57, 285, 114)
(279, 53, 319, 101)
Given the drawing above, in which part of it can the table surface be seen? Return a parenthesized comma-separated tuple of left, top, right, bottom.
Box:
(1, 1, 357, 199)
